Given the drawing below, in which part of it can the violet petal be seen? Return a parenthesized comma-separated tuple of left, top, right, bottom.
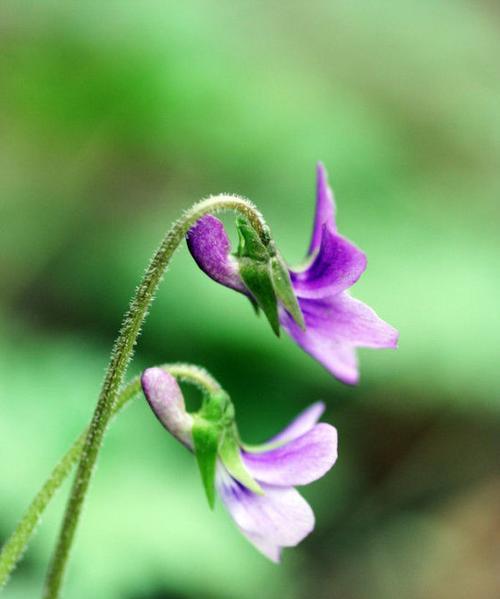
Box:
(186, 214, 246, 292)
(308, 162, 337, 255)
(242, 423, 338, 487)
(281, 292, 399, 384)
(291, 224, 367, 299)
(264, 401, 326, 446)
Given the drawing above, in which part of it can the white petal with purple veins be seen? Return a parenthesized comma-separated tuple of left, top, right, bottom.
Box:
(216, 465, 315, 561)
(243, 531, 281, 563)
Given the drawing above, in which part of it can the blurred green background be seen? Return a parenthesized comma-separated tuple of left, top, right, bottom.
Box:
(1, 1, 499, 598)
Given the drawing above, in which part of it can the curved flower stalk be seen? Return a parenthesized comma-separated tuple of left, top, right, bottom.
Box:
(0, 363, 220, 592)
(187, 163, 399, 384)
(43, 195, 271, 599)
(4, 167, 397, 598)
(142, 367, 338, 561)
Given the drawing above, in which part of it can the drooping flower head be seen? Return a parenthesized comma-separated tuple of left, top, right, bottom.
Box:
(187, 163, 398, 384)
(141, 367, 337, 562)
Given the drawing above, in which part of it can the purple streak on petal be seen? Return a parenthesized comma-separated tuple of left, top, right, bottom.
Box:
(141, 367, 193, 448)
(281, 293, 399, 385)
(242, 423, 338, 487)
(291, 224, 367, 299)
(308, 163, 336, 256)
(186, 215, 246, 292)
(216, 465, 314, 562)
(265, 401, 326, 446)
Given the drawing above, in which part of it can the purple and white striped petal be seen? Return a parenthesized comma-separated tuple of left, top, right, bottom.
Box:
(308, 162, 337, 255)
(216, 465, 315, 562)
(186, 215, 246, 292)
(291, 224, 367, 299)
(141, 367, 193, 448)
(281, 293, 399, 385)
(242, 423, 338, 487)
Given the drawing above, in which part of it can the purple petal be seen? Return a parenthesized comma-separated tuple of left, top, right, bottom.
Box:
(186, 215, 246, 292)
(291, 224, 367, 299)
(242, 423, 338, 487)
(216, 465, 314, 562)
(308, 163, 337, 255)
(141, 367, 193, 448)
(281, 293, 399, 385)
(265, 401, 326, 446)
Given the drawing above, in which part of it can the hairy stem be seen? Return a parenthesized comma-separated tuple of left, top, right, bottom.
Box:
(0, 364, 220, 591)
(43, 196, 266, 598)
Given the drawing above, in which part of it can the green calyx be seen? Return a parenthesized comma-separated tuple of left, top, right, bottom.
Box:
(219, 426, 263, 496)
(235, 218, 305, 335)
(269, 251, 305, 330)
(192, 390, 261, 509)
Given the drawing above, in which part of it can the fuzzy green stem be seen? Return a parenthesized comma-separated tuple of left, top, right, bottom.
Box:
(0, 363, 220, 592)
(42, 196, 266, 599)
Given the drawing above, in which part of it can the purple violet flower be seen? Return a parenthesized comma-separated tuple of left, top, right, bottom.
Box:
(187, 163, 399, 384)
(141, 367, 338, 562)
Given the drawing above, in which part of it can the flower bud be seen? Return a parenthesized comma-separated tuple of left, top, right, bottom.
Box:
(141, 368, 193, 448)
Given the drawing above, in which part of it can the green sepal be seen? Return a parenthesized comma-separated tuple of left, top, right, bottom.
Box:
(239, 258, 280, 336)
(235, 217, 303, 335)
(247, 294, 260, 315)
(219, 426, 263, 495)
(199, 390, 233, 424)
(192, 391, 234, 509)
(236, 217, 269, 261)
(236, 217, 279, 335)
(193, 390, 264, 507)
(270, 254, 305, 330)
(192, 416, 220, 509)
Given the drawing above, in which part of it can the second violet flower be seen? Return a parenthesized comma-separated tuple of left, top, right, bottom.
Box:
(141, 367, 337, 562)
(187, 163, 398, 385)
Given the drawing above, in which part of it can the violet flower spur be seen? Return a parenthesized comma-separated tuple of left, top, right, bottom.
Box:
(186, 163, 399, 384)
(141, 367, 337, 562)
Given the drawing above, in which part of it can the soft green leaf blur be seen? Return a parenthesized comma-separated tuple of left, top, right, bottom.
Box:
(1, 1, 499, 598)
